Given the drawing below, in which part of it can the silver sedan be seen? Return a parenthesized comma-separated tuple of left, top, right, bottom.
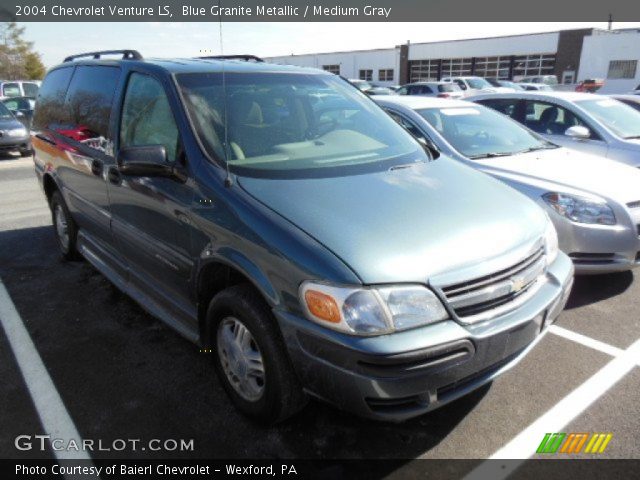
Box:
(375, 95, 640, 274)
(467, 91, 640, 167)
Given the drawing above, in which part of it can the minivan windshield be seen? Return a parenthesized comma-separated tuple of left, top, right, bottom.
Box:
(417, 105, 555, 159)
(177, 72, 428, 178)
(576, 98, 640, 139)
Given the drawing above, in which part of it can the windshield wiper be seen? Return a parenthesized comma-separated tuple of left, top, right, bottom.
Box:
(468, 152, 512, 159)
(624, 135, 640, 140)
(515, 144, 559, 154)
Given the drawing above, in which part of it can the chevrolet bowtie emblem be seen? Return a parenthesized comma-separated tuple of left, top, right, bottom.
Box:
(512, 276, 526, 292)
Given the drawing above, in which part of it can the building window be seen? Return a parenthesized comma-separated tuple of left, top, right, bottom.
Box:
(322, 64, 340, 75)
(474, 56, 511, 79)
(441, 58, 473, 78)
(378, 69, 394, 82)
(513, 53, 556, 79)
(607, 60, 638, 79)
(359, 69, 373, 81)
(409, 59, 439, 82)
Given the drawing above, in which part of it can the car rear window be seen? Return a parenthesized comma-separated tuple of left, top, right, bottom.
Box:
(438, 84, 460, 92)
(3, 83, 21, 97)
(22, 82, 39, 97)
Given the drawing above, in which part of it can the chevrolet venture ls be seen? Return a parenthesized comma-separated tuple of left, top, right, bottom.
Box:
(32, 51, 574, 423)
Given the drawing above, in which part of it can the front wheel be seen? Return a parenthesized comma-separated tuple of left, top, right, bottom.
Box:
(207, 284, 307, 424)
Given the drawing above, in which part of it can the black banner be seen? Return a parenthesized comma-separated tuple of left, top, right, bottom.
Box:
(3, 459, 640, 479)
(1, 0, 640, 22)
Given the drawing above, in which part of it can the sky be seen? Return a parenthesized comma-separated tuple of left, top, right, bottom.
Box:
(20, 21, 640, 68)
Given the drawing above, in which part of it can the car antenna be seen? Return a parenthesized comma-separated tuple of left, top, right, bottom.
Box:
(218, 1, 233, 188)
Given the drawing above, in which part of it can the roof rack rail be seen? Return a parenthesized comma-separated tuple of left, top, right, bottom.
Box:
(198, 55, 264, 63)
(63, 50, 143, 63)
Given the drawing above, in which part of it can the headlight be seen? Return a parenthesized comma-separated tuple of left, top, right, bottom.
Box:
(7, 127, 27, 137)
(543, 192, 615, 226)
(300, 282, 448, 336)
(544, 218, 559, 266)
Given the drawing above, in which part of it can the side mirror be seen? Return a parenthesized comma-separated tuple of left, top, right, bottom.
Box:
(565, 125, 590, 140)
(118, 145, 186, 182)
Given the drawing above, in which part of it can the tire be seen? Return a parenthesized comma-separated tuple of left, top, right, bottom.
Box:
(50, 190, 79, 260)
(19, 148, 32, 157)
(207, 284, 307, 424)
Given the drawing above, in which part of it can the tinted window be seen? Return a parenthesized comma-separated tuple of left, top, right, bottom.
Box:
(480, 98, 520, 117)
(62, 66, 120, 152)
(2, 83, 21, 97)
(120, 73, 179, 162)
(22, 83, 39, 97)
(524, 101, 590, 136)
(32, 67, 74, 131)
(177, 72, 428, 178)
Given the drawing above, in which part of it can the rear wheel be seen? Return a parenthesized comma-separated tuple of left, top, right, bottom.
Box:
(207, 284, 307, 424)
(50, 191, 79, 260)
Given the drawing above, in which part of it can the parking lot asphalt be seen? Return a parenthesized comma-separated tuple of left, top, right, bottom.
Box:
(0, 155, 639, 465)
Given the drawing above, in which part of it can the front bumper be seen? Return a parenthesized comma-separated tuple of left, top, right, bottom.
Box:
(0, 134, 31, 152)
(550, 209, 640, 274)
(275, 253, 574, 421)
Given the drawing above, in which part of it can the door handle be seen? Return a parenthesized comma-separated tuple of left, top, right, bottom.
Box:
(91, 159, 103, 176)
(107, 167, 122, 185)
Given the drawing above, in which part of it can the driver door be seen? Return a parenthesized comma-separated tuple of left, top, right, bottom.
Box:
(108, 71, 196, 318)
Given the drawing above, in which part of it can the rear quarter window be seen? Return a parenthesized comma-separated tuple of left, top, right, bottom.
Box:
(32, 67, 74, 131)
(61, 65, 121, 153)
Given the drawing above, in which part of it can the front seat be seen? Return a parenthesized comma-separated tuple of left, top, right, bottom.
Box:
(539, 106, 564, 135)
(228, 96, 271, 157)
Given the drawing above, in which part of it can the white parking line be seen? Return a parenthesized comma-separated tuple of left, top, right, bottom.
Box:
(548, 325, 624, 358)
(0, 278, 92, 463)
(464, 338, 640, 479)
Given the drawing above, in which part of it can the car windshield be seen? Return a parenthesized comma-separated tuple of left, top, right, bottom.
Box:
(0, 102, 13, 119)
(177, 72, 428, 178)
(467, 78, 492, 89)
(417, 105, 554, 158)
(353, 80, 372, 91)
(577, 98, 640, 139)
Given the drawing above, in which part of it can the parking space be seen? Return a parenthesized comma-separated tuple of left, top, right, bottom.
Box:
(0, 155, 639, 465)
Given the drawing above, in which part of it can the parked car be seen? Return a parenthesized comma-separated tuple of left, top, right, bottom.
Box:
(376, 95, 640, 274)
(33, 50, 573, 423)
(1, 96, 35, 127)
(396, 81, 465, 99)
(441, 76, 498, 94)
(0, 80, 40, 100)
(347, 79, 395, 96)
(517, 75, 558, 87)
(518, 83, 554, 91)
(611, 94, 640, 113)
(0, 101, 31, 156)
(485, 79, 524, 91)
(575, 79, 604, 93)
(469, 92, 640, 167)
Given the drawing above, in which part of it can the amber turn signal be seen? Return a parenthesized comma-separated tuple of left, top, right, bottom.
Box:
(304, 289, 341, 323)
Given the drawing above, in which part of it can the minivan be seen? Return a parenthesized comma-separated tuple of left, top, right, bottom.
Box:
(33, 50, 574, 423)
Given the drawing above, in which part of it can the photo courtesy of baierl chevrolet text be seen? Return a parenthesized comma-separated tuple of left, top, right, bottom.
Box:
(0, 0, 639, 478)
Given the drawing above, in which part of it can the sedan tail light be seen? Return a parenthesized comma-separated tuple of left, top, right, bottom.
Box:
(437, 93, 451, 98)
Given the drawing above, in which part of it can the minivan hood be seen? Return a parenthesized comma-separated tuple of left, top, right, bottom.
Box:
(475, 147, 640, 204)
(238, 158, 546, 284)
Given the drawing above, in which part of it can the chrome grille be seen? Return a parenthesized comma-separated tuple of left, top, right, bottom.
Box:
(440, 247, 546, 323)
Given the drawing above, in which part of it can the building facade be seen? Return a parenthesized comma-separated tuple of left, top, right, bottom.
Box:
(578, 29, 640, 93)
(266, 28, 597, 86)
